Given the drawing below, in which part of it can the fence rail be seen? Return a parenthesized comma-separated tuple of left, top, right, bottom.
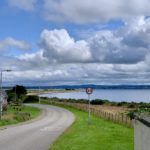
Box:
(43, 100, 133, 127)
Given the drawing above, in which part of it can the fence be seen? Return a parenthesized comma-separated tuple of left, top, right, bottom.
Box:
(43, 100, 133, 127)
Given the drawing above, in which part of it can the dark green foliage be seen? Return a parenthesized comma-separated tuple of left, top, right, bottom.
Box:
(65, 88, 75, 90)
(7, 92, 16, 102)
(24, 95, 39, 103)
(127, 111, 136, 120)
(77, 99, 88, 103)
(47, 97, 88, 103)
(7, 85, 27, 103)
(10, 85, 27, 98)
(91, 99, 107, 105)
(139, 102, 150, 108)
(128, 102, 138, 108)
(117, 101, 127, 107)
(117, 102, 123, 106)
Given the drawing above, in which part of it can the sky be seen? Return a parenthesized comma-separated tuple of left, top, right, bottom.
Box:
(1, 0, 150, 86)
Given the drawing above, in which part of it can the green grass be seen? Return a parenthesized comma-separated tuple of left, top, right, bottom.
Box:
(49, 105, 134, 150)
(0, 105, 41, 126)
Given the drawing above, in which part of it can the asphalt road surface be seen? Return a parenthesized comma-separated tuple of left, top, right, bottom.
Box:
(0, 104, 75, 150)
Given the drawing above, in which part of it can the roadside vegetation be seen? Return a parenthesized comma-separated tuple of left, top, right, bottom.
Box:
(49, 105, 134, 150)
(0, 105, 41, 126)
(41, 97, 150, 109)
(42, 97, 150, 119)
(0, 85, 41, 127)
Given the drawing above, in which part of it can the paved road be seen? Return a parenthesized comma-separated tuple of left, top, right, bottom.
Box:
(0, 104, 74, 150)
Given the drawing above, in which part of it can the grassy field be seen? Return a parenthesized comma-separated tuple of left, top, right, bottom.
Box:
(0, 105, 41, 126)
(49, 105, 134, 150)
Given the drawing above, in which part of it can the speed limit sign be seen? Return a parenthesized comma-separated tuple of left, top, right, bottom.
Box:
(86, 87, 93, 95)
(85, 87, 93, 125)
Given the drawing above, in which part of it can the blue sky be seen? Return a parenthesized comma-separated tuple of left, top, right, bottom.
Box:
(1, 0, 150, 86)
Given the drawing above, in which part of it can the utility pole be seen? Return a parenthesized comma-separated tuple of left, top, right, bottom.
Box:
(0, 71, 3, 120)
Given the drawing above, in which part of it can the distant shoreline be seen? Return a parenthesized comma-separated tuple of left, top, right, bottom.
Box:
(27, 89, 81, 96)
(26, 85, 150, 90)
(4, 85, 150, 90)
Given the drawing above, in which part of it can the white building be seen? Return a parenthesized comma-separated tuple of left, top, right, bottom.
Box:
(0, 90, 8, 109)
(134, 117, 150, 150)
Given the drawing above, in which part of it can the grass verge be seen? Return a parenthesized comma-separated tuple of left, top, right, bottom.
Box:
(0, 105, 41, 126)
(49, 104, 134, 150)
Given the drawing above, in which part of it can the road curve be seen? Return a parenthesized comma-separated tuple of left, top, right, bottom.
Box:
(0, 104, 75, 150)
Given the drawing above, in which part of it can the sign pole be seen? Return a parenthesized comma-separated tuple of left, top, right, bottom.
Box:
(0, 71, 3, 120)
(86, 87, 93, 126)
(88, 94, 91, 125)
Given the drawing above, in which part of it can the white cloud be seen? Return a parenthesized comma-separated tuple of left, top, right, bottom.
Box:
(37, 17, 150, 65)
(122, 16, 150, 48)
(8, 0, 37, 11)
(3, 17, 150, 85)
(40, 29, 91, 63)
(0, 37, 30, 52)
(43, 0, 150, 23)
(18, 50, 48, 70)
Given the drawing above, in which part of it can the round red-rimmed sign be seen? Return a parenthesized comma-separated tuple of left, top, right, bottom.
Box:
(86, 87, 93, 94)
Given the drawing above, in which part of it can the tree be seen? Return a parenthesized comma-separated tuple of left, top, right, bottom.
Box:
(7, 85, 27, 103)
(11, 85, 27, 98)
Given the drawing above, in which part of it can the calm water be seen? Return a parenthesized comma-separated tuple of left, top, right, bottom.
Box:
(40, 89, 150, 102)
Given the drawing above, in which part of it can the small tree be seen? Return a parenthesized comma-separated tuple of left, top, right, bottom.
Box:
(11, 85, 27, 98)
(7, 85, 27, 112)
(7, 85, 27, 103)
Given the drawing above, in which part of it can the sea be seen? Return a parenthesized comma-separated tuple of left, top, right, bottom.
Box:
(40, 89, 150, 103)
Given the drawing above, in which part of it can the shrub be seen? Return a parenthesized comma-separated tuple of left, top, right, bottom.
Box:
(127, 111, 136, 120)
(24, 95, 39, 103)
(117, 101, 128, 107)
(91, 99, 105, 105)
(14, 112, 31, 121)
(128, 102, 138, 108)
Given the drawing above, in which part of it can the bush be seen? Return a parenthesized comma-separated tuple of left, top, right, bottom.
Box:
(24, 95, 39, 103)
(127, 111, 136, 120)
(14, 112, 31, 121)
(91, 99, 106, 105)
(139, 103, 150, 108)
(117, 101, 128, 107)
(7, 85, 27, 103)
(128, 102, 138, 108)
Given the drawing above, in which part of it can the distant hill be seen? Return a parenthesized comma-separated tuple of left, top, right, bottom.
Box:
(25, 85, 150, 89)
(4, 84, 150, 90)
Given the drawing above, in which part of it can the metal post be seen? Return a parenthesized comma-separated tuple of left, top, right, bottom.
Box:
(88, 94, 91, 125)
(0, 71, 3, 120)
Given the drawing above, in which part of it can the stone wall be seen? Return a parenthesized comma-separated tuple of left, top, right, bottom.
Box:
(134, 118, 150, 150)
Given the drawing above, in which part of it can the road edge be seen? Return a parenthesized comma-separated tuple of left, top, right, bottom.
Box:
(0, 104, 44, 130)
